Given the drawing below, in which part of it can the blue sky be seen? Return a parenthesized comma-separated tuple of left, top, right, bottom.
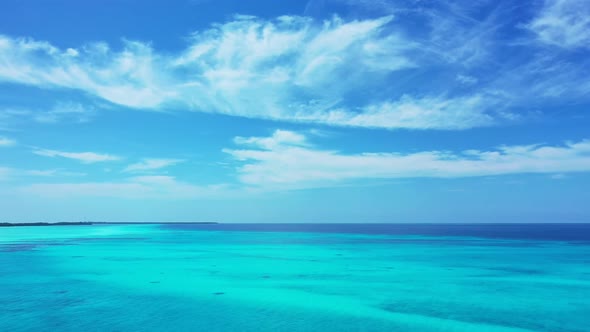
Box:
(1, 0, 589, 223)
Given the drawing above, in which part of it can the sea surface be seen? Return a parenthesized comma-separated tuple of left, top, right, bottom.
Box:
(1, 223, 589, 332)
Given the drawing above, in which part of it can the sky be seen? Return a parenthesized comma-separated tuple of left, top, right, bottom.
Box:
(1, 0, 589, 223)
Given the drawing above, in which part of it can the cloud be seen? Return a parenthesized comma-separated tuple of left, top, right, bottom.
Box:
(550, 173, 568, 180)
(297, 94, 498, 130)
(25, 169, 86, 177)
(0, 166, 87, 181)
(234, 130, 308, 150)
(0, 136, 16, 146)
(0, 101, 97, 129)
(1, 8, 588, 130)
(224, 130, 590, 188)
(0, 15, 511, 130)
(488, 53, 590, 100)
(21, 175, 226, 199)
(33, 102, 95, 124)
(526, 0, 590, 49)
(456, 74, 478, 85)
(17, 130, 590, 195)
(33, 148, 120, 163)
(0, 36, 174, 108)
(123, 158, 184, 172)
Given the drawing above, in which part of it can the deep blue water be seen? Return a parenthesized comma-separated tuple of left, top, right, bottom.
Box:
(161, 223, 590, 241)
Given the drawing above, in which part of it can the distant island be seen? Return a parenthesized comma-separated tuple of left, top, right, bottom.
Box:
(0, 221, 219, 227)
(0, 222, 94, 227)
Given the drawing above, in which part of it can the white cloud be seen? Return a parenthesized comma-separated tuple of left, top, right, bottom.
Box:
(171, 15, 424, 126)
(123, 158, 184, 172)
(33, 102, 94, 124)
(33, 148, 120, 163)
(297, 95, 497, 130)
(0, 137, 16, 146)
(488, 53, 590, 100)
(25, 169, 86, 177)
(527, 0, 590, 49)
(424, 1, 507, 66)
(0, 167, 87, 181)
(550, 173, 568, 180)
(234, 130, 308, 150)
(0, 37, 175, 108)
(17, 131, 590, 195)
(0, 16, 508, 130)
(224, 130, 590, 188)
(0, 10, 586, 130)
(456, 74, 478, 85)
(0, 101, 98, 129)
(21, 175, 226, 199)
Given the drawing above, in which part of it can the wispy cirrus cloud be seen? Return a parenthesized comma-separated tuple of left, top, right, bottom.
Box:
(0, 15, 514, 130)
(0, 36, 174, 108)
(526, 0, 590, 49)
(33, 148, 120, 163)
(21, 175, 226, 199)
(123, 158, 184, 173)
(1, 7, 588, 131)
(0, 16, 410, 110)
(0, 166, 86, 181)
(225, 130, 590, 188)
(33, 102, 95, 124)
(0, 102, 96, 129)
(297, 94, 501, 130)
(25, 169, 86, 177)
(0, 136, 16, 146)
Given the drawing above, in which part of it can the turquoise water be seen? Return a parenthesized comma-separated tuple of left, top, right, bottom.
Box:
(1, 224, 589, 331)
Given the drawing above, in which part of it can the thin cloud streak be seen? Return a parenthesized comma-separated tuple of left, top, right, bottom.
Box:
(0, 137, 16, 146)
(225, 130, 590, 189)
(33, 148, 120, 163)
(21, 175, 229, 199)
(124, 158, 185, 172)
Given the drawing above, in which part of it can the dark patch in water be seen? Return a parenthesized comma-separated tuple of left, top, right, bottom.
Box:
(1, 244, 38, 252)
(149, 281, 160, 284)
(53, 290, 69, 294)
(1, 241, 76, 252)
(486, 267, 544, 275)
(56, 298, 86, 307)
(213, 292, 225, 295)
(261, 275, 271, 279)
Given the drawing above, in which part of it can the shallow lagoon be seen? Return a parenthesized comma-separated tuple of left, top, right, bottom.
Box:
(1, 224, 589, 331)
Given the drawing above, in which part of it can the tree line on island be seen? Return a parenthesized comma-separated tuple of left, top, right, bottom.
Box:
(0, 222, 94, 227)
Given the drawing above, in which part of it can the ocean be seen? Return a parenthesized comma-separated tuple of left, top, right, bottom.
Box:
(1, 223, 589, 331)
